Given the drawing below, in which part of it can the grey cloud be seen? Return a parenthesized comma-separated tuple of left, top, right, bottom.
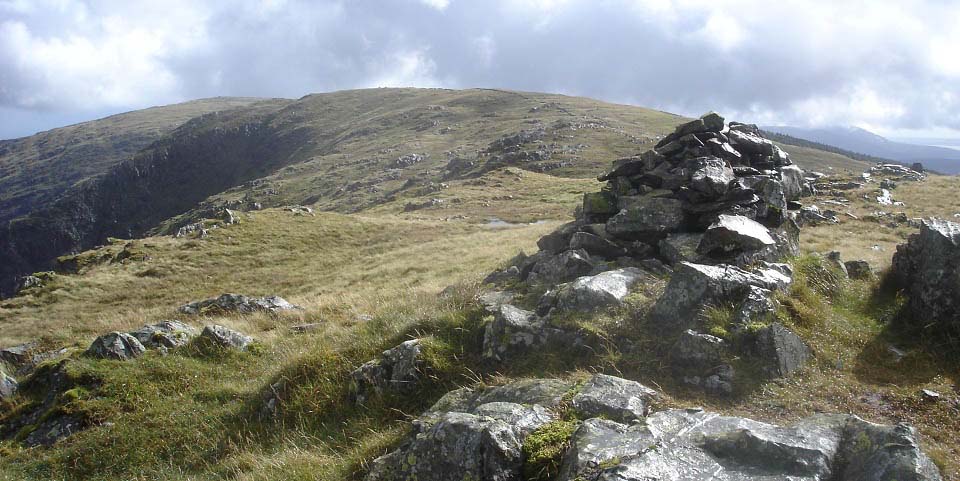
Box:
(1, 0, 959, 139)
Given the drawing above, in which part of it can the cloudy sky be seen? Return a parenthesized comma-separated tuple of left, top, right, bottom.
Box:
(2, 0, 959, 140)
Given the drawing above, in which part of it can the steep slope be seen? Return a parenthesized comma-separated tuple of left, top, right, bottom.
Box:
(0, 97, 266, 223)
(0, 88, 870, 297)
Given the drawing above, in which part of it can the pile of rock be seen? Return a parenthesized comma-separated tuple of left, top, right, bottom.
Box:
(481, 113, 812, 394)
(178, 293, 301, 315)
(366, 376, 943, 481)
(891, 218, 960, 342)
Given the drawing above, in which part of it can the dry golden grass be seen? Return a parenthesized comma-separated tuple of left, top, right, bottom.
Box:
(800, 173, 960, 268)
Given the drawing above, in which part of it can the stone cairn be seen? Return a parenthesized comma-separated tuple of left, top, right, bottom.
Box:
(481, 112, 812, 395)
(361, 114, 943, 481)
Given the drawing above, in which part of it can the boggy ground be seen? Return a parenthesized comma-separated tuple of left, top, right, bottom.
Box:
(1, 166, 959, 480)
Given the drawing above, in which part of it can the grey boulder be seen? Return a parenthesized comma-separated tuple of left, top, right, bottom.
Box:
(0, 370, 16, 399)
(548, 268, 652, 313)
(605, 197, 685, 240)
(85, 332, 146, 360)
(571, 374, 659, 424)
(845, 260, 874, 280)
(128, 320, 198, 349)
(351, 339, 424, 404)
(697, 214, 776, 259)
(752, 322, 812, 377)
(891, 218, 960, 334)
(200, 324, 254, 350)
(526, 249, 595, 285)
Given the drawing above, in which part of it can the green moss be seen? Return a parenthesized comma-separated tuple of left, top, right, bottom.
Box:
(522, 420, 579, 481)
(701, 303, 736, 339)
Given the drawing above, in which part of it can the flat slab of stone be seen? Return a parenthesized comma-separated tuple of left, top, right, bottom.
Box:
(571, 374, 659, 423)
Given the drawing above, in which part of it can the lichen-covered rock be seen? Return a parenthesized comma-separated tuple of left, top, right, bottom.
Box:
(571, 374, 658, 424)
(0, 342, 38, 367)
(752, 322, 812, 377)
(649, 262, 787, 332)
(697, 214, 778, 264)
(178, 293, 301, 315)
(128, 320, 198, 349)
(689, 156, 735, 199)
(481, 305, 580, 362)
(658, 232, 703, 266)
(673, 329, 726, 367)
(526, 249, 595, 285)
(200, 324, 254, 350)
(366, 411, 524, 481)
(605, 196, 685, 240)
(366, 380, 567, 481)
(568, 232, 628, 259)
(845, 260, 873, 280)
(0, 370, 16, 400)
(558, 408, 941, 481)
(547, 267, 652, 313)
(351, 339, 424, 404)
(85, 332, 146, 360)
(891, 218, 960, 338)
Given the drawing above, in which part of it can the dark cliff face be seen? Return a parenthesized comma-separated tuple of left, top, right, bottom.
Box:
(0, 105, 308, 297)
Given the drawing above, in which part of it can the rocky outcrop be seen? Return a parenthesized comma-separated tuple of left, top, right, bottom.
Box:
(891, 218, 960, 341)
(351, 339, 424, 404)
(85, 332, 147, 360)
(178, 293, 302, 315)
(200, 325, 254, 350)
(367, 376, 943, 481)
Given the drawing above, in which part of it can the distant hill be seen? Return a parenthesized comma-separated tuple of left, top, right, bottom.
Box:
(764, 125, 960, 174)
(0, 88, 870, 297)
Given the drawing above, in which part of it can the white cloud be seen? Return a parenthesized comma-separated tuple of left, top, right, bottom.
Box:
(419, 0, 450, 10)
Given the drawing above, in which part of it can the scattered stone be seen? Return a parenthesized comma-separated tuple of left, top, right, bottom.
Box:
(289, 323, 323, 333)
(0, 342, 38, 367)
(571, 374, 659, 423)
(178, 293, 302, 315)
(351, 339, 424, 404)
(15, 274, 44, 293)
(826, 251, 849, 278)
(284, 205, 314, 215)
(921, 389, 941, 402)
(844, 260, 873, 280)
(128, 320, 198, 349)
(200, 324, 254, 350)
(85, 332, 146, 360)
(568, 232, 628, 259)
